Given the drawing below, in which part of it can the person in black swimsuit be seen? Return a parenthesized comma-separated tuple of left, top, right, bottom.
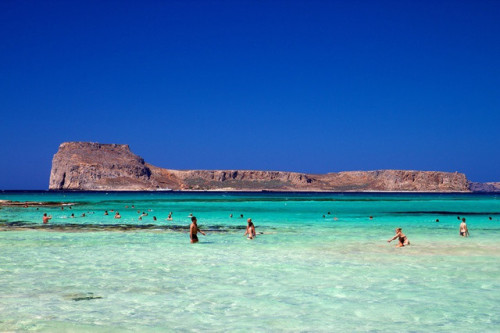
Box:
(388, 228, 410, 247)
(190, 216, 205, 243)
(459, 218, 469, 237)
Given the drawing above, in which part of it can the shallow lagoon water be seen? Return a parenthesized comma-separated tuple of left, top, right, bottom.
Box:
(1, 192, 500, 331)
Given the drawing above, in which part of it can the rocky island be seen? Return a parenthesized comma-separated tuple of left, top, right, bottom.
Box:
(48, 142, 489, 192)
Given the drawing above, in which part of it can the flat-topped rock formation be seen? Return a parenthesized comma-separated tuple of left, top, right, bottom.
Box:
(49, 142, 475, 192)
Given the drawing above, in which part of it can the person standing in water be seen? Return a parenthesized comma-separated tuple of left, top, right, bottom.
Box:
(244, 218, 256, 239)
(42, 213, 52, 224)
(459, 218, 469, 237)
(189, 216, 205, 243)
(388, 228, 410, 247)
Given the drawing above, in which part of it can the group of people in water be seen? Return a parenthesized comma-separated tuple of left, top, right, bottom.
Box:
(386, 217, 470, 247)
(190, 216, 256, 243)
(40, 206, 476, 245)
(42, 207, 257, 243)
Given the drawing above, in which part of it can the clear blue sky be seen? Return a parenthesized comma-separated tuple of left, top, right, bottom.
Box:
(1, 0, 499, 189)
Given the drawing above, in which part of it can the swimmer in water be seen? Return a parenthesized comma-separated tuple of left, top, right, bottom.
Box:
(244, 218, 256, 239)
(114, 212, 121, 219)
(189, 216, 205, 243)
(42, 213, 52, 224)
(459, 218, 469, 237)
(388, 228, 410, 247)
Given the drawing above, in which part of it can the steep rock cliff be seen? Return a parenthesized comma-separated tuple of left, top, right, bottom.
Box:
(319, 170, 470, 192)
(49, 142, 472, 192)
(49, 142, 155, 190)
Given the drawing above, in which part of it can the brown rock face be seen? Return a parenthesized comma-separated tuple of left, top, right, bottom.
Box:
(319, 170, 470, 192)
(49, 142, 155, 191)
(49, 142, 472, 192)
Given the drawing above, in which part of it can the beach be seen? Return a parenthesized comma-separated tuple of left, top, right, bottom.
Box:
(1, 192, 499, 331)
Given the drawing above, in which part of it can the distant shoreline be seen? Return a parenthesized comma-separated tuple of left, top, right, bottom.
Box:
(0, 189, 500, 193)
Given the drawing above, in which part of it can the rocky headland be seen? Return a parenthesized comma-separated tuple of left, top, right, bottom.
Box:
(48, 142, 489, 192)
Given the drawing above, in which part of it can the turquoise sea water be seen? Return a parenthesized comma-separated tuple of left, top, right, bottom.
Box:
(1, 191, 499, 332)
